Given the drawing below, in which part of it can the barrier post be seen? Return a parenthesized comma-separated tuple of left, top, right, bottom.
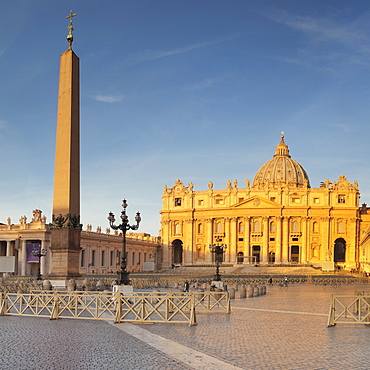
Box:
(50, 292, 59, 320)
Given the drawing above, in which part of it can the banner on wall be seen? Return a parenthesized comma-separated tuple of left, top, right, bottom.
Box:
(27, 243, 40, 263)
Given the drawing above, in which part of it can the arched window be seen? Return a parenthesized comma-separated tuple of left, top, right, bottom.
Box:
(175, 223, 182, 235)
(313, 222, 318, 234)
(270, 222, 276, 233)
(238, 222, 244, 233)
(338, 221, 345, 234)
(216, 221, 223, 233)
(197, 223, 203, 234)
(292, 221, 299, 232)
(253, 220, 260, 232)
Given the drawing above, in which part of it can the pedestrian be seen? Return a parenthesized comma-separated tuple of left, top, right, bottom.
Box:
(184, 280, 189, 292)
(284, 276, 288, 287)
(268, 276, 273, 285)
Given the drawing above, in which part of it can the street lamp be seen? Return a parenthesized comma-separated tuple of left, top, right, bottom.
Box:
(209, 238, 227, 281)
(32, 246, 47, 281)
(108, 199, 141, 285)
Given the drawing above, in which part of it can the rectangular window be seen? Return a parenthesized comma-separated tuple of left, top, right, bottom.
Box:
(292, 237, 299, 242)
(132, 252, 135, 265)
(101, 251, 105, 267)
(174, 198, 182, 206)
(91, 250, 96, 267)
(270, 238, 275, 241)
(144, 253, 147, 262)
(138, 253, 141, 264)
(292, 197, 301, 203)
(198, 199, 204, 205)
(313, 198, 320, 204)
(270, 197, 276, 202)
(110, 251, 114, 266)
(81, 250, 85, 267)
(215, 199, 224, 205)
(238, 238, 244, 241)
(338, 195, 346, 204)
(238, 198, 244, 202)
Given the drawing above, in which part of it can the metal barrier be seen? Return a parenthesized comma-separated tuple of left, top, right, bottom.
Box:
(327, 294, 370, 327)
(0, 290, 230, 325)
(0, 291, 197, 326)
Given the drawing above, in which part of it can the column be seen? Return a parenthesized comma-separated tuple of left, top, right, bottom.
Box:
(229, 218, 237, 264)
(301, 217, 308, 263)
(243, 217, 250, 264)
(262, 217, 269, 263)
(275, 217, 282, 263)
(282, 217, 289, 263)
(206, 218, 213, 263)
(40, 240, 47, 276)
(21, 240, 27, 276)
(6, 240, 12, 256)
(225, 218, 231, 263)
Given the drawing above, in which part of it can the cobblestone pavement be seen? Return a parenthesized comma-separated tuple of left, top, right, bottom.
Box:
(0, 316, 191, 370)
(137, 283, 370, 369)
(2, 284, 370, 369)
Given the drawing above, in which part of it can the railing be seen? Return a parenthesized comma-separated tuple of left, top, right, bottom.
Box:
(0, 291, 230, 325)
(327, 294, 370, 327)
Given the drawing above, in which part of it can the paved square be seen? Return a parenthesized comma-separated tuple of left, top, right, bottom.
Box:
(1, 283, 370, 369)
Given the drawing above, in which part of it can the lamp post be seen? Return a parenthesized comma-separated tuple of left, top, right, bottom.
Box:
(108, 199, 141, 285)
(209, 238, 227, 281)
(32, 246, 47, 281)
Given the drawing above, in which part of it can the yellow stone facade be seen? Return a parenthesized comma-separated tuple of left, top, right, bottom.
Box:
(160, 135, 366, 271)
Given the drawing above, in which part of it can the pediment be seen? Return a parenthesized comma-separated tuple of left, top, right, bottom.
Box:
(232, 196, 281, 209)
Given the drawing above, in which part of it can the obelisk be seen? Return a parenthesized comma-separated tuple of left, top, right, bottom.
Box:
(49, 11, 82, 280)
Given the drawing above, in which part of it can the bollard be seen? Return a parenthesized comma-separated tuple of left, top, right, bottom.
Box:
(261, 285, 266, 295)
(195, 289, 204, 301)
(253, 286, 260, 297)
(246, 285, 253, 298)
(229, 287, 235, 299)
(67, 279, 76, 292)
(239, 287, 246, 299)
(42, 280, 52, 291)
(202, 283, 207, 290)
(82, 278, 91, 292)
(96, 279, 105, 291)
(152, 289, 160, 304)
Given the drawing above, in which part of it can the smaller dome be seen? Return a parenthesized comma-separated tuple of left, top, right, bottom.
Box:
(252, 134, 310, 188)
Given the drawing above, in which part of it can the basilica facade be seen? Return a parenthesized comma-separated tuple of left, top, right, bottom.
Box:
(160, 135, 370, 272)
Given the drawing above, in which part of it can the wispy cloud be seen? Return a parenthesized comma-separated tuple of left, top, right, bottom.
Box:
(126, 37, 236, 66)
(332, 123, 351, 132)
(268, 10, 367, 48)
(93, 95, 124, 103)
(185, 78, 218, 91)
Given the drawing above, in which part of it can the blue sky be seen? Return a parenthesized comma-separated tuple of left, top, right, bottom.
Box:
(1, 1, 370, 235)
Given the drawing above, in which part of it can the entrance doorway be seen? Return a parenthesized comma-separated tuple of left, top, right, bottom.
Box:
(268, 252, 275, 263)
(291, 246, 300, 263)
(334, 238, 346, 262)
(237, 252, 244, 264)
(172, 239, 183, 265)
(252, 246, 260, 263)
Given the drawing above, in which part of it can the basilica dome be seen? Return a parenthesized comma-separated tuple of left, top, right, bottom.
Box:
(252, 134, 310, 188)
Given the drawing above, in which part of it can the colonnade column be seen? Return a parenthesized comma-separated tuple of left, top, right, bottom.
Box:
(301, 217, 309, 263)
(262, 217, 269, 264)
(206, 218, 213, 263)
(243, 217, 250, 264)
(21, 240, 27, 276)
(320, 217, 330, 261)
(229, 218, 237, 264)
(40, 240, 47, 276)
(224, 218, 231, 263)
(282, 217, 289, 263)
(275, 217, 282, 263)
(6, 241, 12, 256)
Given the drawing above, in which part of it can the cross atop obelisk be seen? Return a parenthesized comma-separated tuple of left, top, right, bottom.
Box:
(66, 10, 77, 50)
